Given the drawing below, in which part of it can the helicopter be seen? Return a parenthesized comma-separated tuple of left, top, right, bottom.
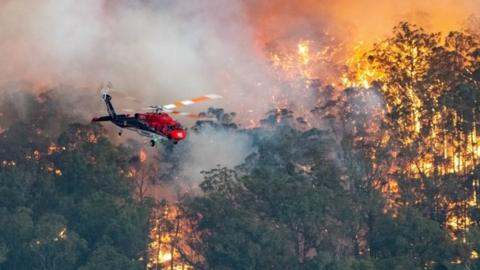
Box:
(92, 84, 222, 146)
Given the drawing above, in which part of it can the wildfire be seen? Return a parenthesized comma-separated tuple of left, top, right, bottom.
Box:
(127, 168, 137, 178)
(140, 149, 147, 163)
(47, 143, 65, 155)
(147, 205, 192, 270)
(54, 228, 67, 242)
(342, 24, 480, 243)
(1, 160, 16, 167)
(46, 165, 63, 176)
(297, 40, 311, 65)
(342, 41, 385, 88)
(268, 38, 341, 82)
(87, 132, 98, 143)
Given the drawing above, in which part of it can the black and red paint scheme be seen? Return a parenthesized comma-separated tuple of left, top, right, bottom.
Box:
(92, 94, 186, 146)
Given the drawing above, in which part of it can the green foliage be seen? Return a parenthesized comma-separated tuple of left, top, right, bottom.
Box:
(79, 245, 140, 270)
(182, 126, 382, 269)
(369, 208, 453, 268)
(0, 92, 152, 270)
(195, 107, 238, 131)
(178, 23, 480, 268)
(2, 21, 480, 270)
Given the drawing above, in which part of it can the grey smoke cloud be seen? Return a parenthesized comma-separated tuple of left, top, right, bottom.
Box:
(1, 0, 478, 118)
(170, 126, 253, 188)
(2, 0, 479, 193)
(0, 0, 277, 117)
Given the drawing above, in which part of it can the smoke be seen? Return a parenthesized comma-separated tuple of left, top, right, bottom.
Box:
(167, 126, 253, 188)
(1, 0, 478, 113)
(245, 0, 480, 45)
(1, 0, 479, 195)
(0, 0, 278, 117)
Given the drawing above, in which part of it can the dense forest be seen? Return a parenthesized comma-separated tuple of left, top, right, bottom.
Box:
(0, 89, 155, 270)
(1, 22, 480, 270)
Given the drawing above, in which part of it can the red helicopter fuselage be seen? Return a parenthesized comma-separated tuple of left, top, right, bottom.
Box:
(92, 94, 186, 146)
(135, 112, 186, 141)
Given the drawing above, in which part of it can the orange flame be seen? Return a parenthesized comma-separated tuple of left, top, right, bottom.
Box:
(140, 149, 147, 163)
(147, 205, 193, 270)
(344, 29, 480, 238)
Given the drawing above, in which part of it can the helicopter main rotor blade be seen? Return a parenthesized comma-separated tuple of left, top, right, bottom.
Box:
(169, 110, 217, 120)
(115, 93, 222, 114)
(160, 94, 222, 110)
(169, 111, 201, 119)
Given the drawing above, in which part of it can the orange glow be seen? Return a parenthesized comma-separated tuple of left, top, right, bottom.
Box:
(127, 168, 136, 178)
(342, 41, 385, 88)
(147, 205, 193, 270)
(268, 38, 342, 82)
(87, 133, 98, 143)
(47, 143, 65, 155)
(262, 26, 480, 238)
(54, 228, 67, 242)
(344, 27, 480, 237)
(140, 149, 147, 163)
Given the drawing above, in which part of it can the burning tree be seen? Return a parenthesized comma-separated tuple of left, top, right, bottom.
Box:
(166, 21, 480, 269)
(147, 202, 194, 270)
(3, 15, 480, 270)
(339, 22, 480, 264)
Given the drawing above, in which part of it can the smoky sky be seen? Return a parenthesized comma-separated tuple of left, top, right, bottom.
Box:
(1, 0, 478, 119)
(1, 0, 478, 198)
(1, 0, 479, 134)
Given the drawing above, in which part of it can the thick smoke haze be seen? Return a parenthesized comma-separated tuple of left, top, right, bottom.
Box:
(1, 0, 479, 192)
(2, 0, 478, 113)
(246, 0, 480, 45)
(176, 126, 253, 186)
(1, 0, 478, 113)
(0, 0, 276, 116)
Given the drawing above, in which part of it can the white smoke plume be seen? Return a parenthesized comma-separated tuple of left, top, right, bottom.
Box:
(0, 0, 277, 117)
(1, 0, 479, 194)
(175, 126, 253, 187)
(1, 0, 478, 116)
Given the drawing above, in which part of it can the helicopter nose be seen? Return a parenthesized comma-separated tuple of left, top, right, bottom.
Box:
(171, 129, 186, 140)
